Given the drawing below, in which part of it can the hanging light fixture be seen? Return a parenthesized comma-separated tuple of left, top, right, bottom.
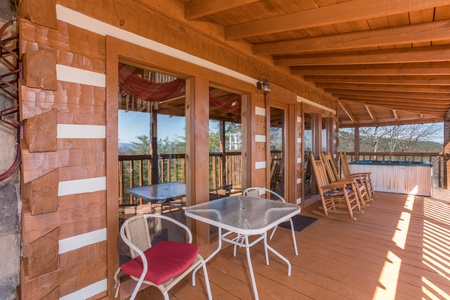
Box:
(256, 80, 271, 95)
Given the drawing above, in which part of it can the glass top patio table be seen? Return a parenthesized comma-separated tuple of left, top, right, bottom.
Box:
(185, 195, 300, 235)
(186, 195, 300, 300)
(126, 182, 186, 203)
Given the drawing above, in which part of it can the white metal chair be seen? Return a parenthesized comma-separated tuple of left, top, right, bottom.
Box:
(242, 187, 298, 256)
(114, 214, 213, 300)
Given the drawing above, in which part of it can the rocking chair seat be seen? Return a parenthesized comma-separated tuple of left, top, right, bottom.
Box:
(121, 240, 200, 285)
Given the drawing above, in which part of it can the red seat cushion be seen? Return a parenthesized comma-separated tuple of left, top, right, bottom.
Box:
(121, 241, 200, 285)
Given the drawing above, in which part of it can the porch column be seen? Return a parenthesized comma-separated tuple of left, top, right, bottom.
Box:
(185, 76, 210, 245)
(354, 126, 360, 160)
(444, 120, 450, 189)
(150, 103, 159, 184)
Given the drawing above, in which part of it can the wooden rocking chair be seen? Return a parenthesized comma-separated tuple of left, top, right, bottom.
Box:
(320, 152, 372, 207)
(310, 154, 362, 220)
(339, 152, 375, 197)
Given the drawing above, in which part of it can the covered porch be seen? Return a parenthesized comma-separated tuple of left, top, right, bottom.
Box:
(130, 189, 450, 299)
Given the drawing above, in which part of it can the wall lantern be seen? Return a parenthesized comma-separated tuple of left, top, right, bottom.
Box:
(256, 80, 271, 95)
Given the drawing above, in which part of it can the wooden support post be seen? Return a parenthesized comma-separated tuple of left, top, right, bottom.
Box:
(443, 120, 450, 189)
(185, 77, 210, 246)
(150, 104, 159, 184)
(354, 126, 360, 161)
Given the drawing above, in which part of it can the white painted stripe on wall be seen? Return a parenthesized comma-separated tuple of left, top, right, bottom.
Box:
(255, 107, 266, 116)
(56, 5, 257, 86)
(255, 135, 266, 142)
(57, 124, 106, 139)
(59, 228, 107, 254)
(255, 161, 266, 169)
(297, 178, 302, 184)
(56, 64, 105, 87)
(58, 177, 106, 196)
(297, 157, 301, 164)
(297, 96, 336, 114)
(297, 137, 302, 143)
(60, 279, 107, 300)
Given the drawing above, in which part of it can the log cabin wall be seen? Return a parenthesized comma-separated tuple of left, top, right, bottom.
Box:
(17, 0, 337, 298)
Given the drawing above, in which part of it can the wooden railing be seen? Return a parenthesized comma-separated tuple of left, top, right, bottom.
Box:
(118, 152, 243, 204)
(342, 152, 444, 188)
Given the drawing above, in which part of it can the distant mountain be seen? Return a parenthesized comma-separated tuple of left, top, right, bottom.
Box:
(118, 142, 133, 155)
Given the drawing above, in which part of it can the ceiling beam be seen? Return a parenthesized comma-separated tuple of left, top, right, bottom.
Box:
(225, 0, 450, 39)
(291, 62, 450, 76)
(304, 75, 450, 86)
(340, 116, 443, 128)
(339, 98, 448, 115)
(274, 45, 450, 66)
(185, 0, 258, 19)
(331, 92, 450, 101)
(392, 110, 399, 120)
(338, 101, 358, 124)
(253, 19, 450, 55)
(365, 105, 377, 122)
(318, 83, 450, 94)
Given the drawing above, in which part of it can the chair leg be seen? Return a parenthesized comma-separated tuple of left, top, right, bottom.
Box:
(289, 219, 299, 255)
(201, 260, 213, 300)
(162, 292, 170, 300)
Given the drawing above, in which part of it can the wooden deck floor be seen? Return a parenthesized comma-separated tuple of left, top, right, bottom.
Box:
(132, 190, 450, 300)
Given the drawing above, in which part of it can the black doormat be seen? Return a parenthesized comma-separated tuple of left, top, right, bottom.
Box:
(278, 215, 317, 232)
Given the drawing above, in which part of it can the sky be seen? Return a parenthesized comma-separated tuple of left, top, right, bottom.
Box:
(118, 110, 185, 143)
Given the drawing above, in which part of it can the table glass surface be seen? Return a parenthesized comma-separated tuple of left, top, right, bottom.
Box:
(126, 182, 186, 202)
(185, 195, 300, 234)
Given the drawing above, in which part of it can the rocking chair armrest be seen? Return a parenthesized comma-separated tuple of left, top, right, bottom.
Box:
(322, 181, 352, 190)
(344, 174, 363, 180)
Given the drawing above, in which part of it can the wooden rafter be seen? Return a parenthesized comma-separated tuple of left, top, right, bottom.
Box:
(291, 62, 450, 76)
(225, 0, 450, 39)
(318, 83, 450, 94)
(338, 101, 358, 124)
(392, 110, 399, 120)
(253, 19, 450, 55)
(304, 75, 450, 86)
(325, 90, 450, 101)
(185, 0, 258, 19)
(365, 105, 377, 122)
(275, 45, 450, 66)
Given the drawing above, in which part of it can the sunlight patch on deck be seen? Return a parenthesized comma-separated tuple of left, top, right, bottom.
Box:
(422, 277, 450, 300)
(374, 251, 401, 300)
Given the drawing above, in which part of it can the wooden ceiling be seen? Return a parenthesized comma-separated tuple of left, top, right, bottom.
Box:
(180, 0, 450, 127)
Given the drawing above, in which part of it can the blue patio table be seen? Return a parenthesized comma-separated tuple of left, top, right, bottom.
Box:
(186, 195, 300, 300)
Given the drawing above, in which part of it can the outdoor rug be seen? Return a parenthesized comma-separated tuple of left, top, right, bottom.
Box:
(278, 215, 318, 232)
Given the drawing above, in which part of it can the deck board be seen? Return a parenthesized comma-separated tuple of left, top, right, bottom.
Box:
(133, 189, 450, 300)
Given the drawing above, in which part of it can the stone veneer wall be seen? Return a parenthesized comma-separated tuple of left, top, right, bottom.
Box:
(0, 2, 20, 300)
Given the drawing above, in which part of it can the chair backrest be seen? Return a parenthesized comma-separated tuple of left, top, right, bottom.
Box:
(339, 152, 352, 177)
(309, 154, 331, 192)
(123, 215, 155, 259)
(243, 187, 285, 202)
(320, 152, 340, 182)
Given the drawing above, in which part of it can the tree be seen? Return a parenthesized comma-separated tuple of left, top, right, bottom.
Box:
(338, 123, 443, 153)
